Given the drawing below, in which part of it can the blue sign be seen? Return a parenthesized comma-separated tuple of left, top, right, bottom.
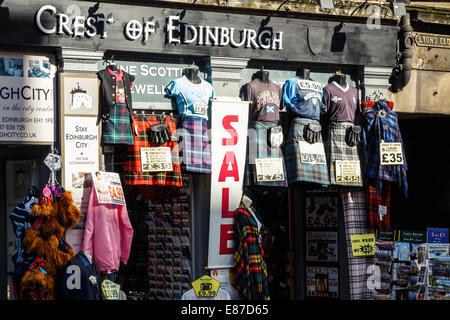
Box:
(427, 227, 449, 243)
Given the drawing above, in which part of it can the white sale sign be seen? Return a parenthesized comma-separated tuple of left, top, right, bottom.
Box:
(207, 99, 249, 269)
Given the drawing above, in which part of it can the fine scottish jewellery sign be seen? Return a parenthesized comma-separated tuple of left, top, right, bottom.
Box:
(34, 5, 284, 50)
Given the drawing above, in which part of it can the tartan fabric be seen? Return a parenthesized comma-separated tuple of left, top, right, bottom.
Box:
(365, 178, 391, 230)
(177, 118, 211, 174)
(324, 122, 363, 187)
(123, 114, 182, 187)
(362, 100, 408, 197)
(340, 191, 375, 300)
(231, 207, 270, 300)
(101, 102, 134, 145)
(244, 122, 288, 187)
(282, 117, 330, 187)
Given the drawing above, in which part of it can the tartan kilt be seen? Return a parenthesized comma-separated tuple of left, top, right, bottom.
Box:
(365, 178, 391, 230)
(177, 118, 211, 174)
(123, 115, 182, 187)
(324, 122, 363, 187)
(282, 117, 330, 187)
(101, 102, 134, 145)
(244, 122, 288, 187)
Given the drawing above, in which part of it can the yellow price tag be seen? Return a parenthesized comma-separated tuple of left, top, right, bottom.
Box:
(350, 234, 376, 257)
(191, 275, 220, 297)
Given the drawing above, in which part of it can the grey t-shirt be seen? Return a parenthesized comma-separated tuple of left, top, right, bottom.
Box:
(240, 78, 284, 123)
(322, 81, 360, 123)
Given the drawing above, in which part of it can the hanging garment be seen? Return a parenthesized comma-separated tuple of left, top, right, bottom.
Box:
(82, 187, 134, 274)
(244, 121, 287, 187)
(365, 178, 391, 230)
(100, 68, 134, 145)
(282, 77, 324, 121)
(123, 114, 182, 187)
(60, 251, 101, 300)
(165, 75, 215, 121)
(362, 100, 408, 197)
(283, 117, 330, 187)
(324, 121, 363, 187)
(231, 206, 270, 300)
(177, 117, 211, 174)
(240, 78, 284, 123)
(322, 81, 359, 123)
(340, 191, 375, 300)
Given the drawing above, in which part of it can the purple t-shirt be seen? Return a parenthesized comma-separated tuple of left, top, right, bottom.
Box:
(322, 81, 360, 123)
(240, 78, 283, 123)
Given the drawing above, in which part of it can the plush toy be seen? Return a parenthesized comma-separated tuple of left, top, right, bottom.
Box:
(21, 185, 82, 300)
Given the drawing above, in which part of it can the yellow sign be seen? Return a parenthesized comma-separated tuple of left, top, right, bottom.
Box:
(350, 234, 375, 257)
(192, 275, 220, 297)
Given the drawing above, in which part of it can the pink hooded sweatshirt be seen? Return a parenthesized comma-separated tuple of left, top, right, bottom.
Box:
(82, 187, 134, 274)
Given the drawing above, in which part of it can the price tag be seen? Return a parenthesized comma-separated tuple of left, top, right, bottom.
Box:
(92, 171, 125, 205)
(255, 158, 285, 182)
(335, 160, 361, 183)
(141, 147, 173, 172)
(298, 141, 327, 165)
(193, 102, 208, 115)
(380, 142, 404, 165)
(350, 234, 376, 257)
(101, 280, 121, 300)
(379, 205, 387, 221)
(191, 276, 220, 297)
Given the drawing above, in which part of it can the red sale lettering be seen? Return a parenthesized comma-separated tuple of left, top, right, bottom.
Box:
(219, 223, 234, 255)
(222, 115, 239, 146)
(218, 151, 239, 182)
(221, 188, 234, 219)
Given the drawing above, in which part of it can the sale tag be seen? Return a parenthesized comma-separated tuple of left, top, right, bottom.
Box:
(92, 171, 126, 205)
(191, 275, 220, 297)
(193, 102, 208, 115)
(335, 160, 361, 183)
(350, 234, 376, 257)
(298, 141, 327, 165)
(380, 142, 404, 165)
(255, 158, 285, 182)
(141, 147, 173, 172)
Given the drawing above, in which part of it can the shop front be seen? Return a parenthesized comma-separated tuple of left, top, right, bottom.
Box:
(0, 0, 406, 301)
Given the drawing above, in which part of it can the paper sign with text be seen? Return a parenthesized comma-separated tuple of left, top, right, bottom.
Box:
(92, 171, 126, 205)
(380, 142, 404, 165)
(350, 233, 376, 257)
(255, 157, 285, 182)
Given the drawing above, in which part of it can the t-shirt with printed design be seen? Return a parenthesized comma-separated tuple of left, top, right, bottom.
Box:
(282, 77, 324, 121)
(240, 78, 283, 123)
(165, 76, 215, 121)
(107, 68, 126, 104)
(322, 81, 360, 123)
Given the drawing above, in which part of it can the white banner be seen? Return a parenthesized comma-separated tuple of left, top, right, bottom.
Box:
(207, 99, 249, 269)
(0, 53, 55, 143)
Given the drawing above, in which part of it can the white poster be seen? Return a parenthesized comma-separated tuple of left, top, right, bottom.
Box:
(0, 53, 56, 143)
(210, 268, 239, 300)
(63, 116, 99, 189)
(207, 99, 249, 269)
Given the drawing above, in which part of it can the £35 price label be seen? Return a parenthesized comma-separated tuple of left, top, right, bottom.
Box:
(380, 142, 404, 165)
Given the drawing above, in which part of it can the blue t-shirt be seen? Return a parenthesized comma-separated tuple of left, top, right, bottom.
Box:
(282, 77, 324, 121)
(165, 76, 215, 120)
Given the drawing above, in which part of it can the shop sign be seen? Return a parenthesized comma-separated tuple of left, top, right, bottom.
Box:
(306, 266, 339, 299)
(306, 231, 338, 262)
(398, 230, 427, 244)
(305, 196, 339, 228)
(415, 33, 450, 49)
(208, 99, 249, 269)
(0, 53, 55, 143)
(427, 228, 449, 244)
(350, 233, 376, 257)
(92, 171, 126, 206)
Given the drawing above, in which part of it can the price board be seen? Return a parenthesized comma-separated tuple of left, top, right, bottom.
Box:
(298, 141, 327, 165)
(141, 147, 173, 172)
(380, 142, 404, 165)
(255, 158, 285, 182)
(335, 160, 361, 183)
(306, 196, 339, 228)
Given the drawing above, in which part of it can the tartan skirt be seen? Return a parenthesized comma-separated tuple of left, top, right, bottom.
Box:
(101, 102, 134, 145)
(244, 122, 288, 188)
(324, 122, 363, 187)
(177, 118, 211, 174)
(123, 114, 182, 187)
(365, 178, 391, 230)
(282, 117, 330, 187)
